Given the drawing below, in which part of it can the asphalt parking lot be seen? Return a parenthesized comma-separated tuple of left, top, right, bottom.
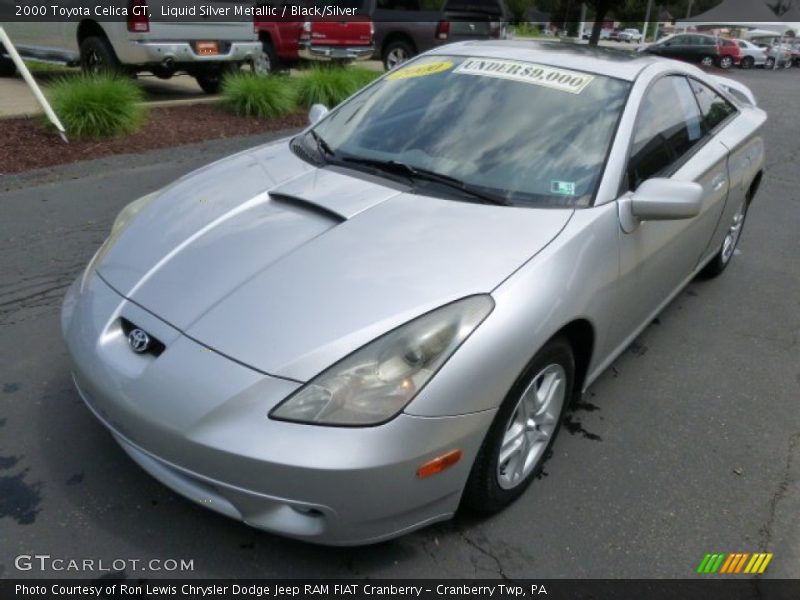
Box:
(0, 67, 798, 580)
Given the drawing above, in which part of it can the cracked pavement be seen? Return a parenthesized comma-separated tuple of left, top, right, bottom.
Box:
(1, 69, 799, 579)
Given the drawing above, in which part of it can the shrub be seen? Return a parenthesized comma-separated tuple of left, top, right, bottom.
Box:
(47, 74, 145, 139)
(294, 65, 380, 108)
(221, 72, 297, 119)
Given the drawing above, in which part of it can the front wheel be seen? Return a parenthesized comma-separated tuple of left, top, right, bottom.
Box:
(719, 55, 734, 69)
(765, 57, 776, 69)
(253, 39, 279, 74)
(740, 56, 755, 69)
(462, 337, 574, 513)
(700, 55, 715, 67)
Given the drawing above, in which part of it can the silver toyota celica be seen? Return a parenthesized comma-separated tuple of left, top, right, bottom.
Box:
(62, 41, 766, 545)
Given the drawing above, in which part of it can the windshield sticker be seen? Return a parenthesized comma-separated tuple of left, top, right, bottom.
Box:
(454, 59, 595, 94)
(551, 181, 577, 196)
(386, 60, 454, 81)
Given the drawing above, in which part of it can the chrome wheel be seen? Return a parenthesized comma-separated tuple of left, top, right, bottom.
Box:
(719, 56, 733, 69)
(386, 47, 409, 69)
(497, 363, 566, 490)
(721, 201, 746, 265)
(701, 56, 714, 67)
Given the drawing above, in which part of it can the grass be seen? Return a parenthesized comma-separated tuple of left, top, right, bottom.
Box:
(512, 24, 551, 39)
(221, 72, 297, 119)
(294, 65, 380, 108)
(47, 74, 145, 139)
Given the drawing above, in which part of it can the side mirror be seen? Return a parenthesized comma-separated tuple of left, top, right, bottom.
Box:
(619, 178, 704, 232)
(308, 104, 329, 125)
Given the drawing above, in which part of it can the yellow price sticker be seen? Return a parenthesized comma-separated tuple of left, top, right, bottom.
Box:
(386, 60, 454, 81)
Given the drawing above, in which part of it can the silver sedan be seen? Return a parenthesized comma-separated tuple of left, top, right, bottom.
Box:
(62, 41, 766, 545)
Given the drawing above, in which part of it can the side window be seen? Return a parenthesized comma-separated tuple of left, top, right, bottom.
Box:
(689, 79, 737, 132)
(627, 77, 705, 190)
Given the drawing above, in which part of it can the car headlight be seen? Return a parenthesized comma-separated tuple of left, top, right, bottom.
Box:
(81, 191, 159, 290)
(270, 295, 494, 426)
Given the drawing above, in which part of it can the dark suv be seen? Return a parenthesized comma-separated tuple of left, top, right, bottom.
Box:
(642, 33, 726, 68)
(371, 0, 509, 70)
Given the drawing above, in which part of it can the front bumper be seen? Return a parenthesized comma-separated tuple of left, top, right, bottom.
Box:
(124, 40, 262, 66)
(298, 42, 374, 61)
(62, 274, 494, 545)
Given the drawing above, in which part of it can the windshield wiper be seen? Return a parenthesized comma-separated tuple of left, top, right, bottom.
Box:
(339, 157, 511, 206)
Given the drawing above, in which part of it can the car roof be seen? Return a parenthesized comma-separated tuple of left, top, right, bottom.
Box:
(427, 40, 664, 82)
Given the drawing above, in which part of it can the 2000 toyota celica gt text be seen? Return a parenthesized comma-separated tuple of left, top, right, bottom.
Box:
(63, 41, 766, 545)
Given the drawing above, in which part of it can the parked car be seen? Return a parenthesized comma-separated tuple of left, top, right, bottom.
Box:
(372, 0, 509, 70)
(642, 33, 730, 69)
(763, 43, 793, 69)
(254, 0, 374, 72)
(734, 38, 768, 69)
(63, 41, 765, 545)
(619, 28, 642, 43)
(717, 37, 743, 69)
(608, 29, 623, 42)
(0, 2, 261, 93)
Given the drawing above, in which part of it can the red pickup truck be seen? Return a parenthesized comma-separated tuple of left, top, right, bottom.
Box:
(254, 1, 374, 72)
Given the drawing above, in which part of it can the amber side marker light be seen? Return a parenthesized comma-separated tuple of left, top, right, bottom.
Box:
(416, 449, 462, 479)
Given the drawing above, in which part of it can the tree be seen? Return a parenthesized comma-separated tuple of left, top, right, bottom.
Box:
(586, 0, 628, 45)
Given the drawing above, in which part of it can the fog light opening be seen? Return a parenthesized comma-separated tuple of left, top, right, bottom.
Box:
(416, 449, 462, 479)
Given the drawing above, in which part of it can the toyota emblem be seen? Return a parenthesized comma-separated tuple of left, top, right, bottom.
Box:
(128, 328, 151, 354)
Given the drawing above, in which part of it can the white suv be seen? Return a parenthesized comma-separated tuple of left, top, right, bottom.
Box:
(619, 28, 643, 43)
(1, 1, 261, 93)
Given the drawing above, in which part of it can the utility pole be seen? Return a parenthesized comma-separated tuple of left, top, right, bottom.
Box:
(684, 0, 694, 32)
(579, 3, 587, 40)
(643, 0, 654, 42)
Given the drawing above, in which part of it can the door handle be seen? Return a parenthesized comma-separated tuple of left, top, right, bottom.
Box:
(712, 175, 727, 192)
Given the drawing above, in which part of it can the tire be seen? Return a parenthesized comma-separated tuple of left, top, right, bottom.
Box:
(700, 55, 715, 68)
(0, 56, 15, 77)
(382, 39, 414, 71)
(740, 56, 754, 69)
(700, 194, 750, 279)
(462, 337, 574, 513)
(79, 35, 122, 75)
(195, 64, 238, 94)
(765, 57, 775, 69)
(719, 56, 734, 69)
(254, 38, 279, 74)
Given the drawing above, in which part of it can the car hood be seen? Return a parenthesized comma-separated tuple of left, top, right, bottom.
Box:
(98, 139, 574, 381)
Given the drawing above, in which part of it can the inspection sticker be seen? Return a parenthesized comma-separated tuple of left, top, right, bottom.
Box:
(551, 181, 576, 196)
(454, 58, 595, 94)
(386, 60, 454, 80)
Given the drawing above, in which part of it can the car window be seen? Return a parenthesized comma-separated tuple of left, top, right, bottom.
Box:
(689, 79, 737, 131)
(310, 55, 631, 207)
(738, 41, 747, 48)
(627, 76, 705, 191)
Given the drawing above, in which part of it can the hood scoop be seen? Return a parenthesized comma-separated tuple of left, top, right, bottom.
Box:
(268, 193, 346, 224)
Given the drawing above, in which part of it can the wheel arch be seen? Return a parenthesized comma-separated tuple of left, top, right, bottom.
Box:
(381, 32, 417, 58)
(76, 20, 107, 45)
(748, 170, 763, 205)
(549, 318, 595, 400)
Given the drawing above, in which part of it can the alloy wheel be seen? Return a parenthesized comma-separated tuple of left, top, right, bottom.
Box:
(701, 56, 714, 67)
(721, 201, 746, 265)
(497, 363, 566, 490)
(386, 47, 408, 69)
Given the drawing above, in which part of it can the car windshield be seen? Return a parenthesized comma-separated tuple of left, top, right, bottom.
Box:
(306, 55, 631, 207)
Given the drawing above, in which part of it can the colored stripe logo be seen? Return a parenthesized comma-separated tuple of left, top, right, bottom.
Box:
(697, 553, 773, 574)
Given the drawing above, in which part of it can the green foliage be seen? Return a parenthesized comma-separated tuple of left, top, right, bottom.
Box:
(513, 23, 544, 37)
(47, 74, 145, 139)
(294, 65, 380, 109)
(221, 72, 297, 119)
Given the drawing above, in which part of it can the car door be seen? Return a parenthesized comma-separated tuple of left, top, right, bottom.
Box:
(610, 75, 730, 346)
